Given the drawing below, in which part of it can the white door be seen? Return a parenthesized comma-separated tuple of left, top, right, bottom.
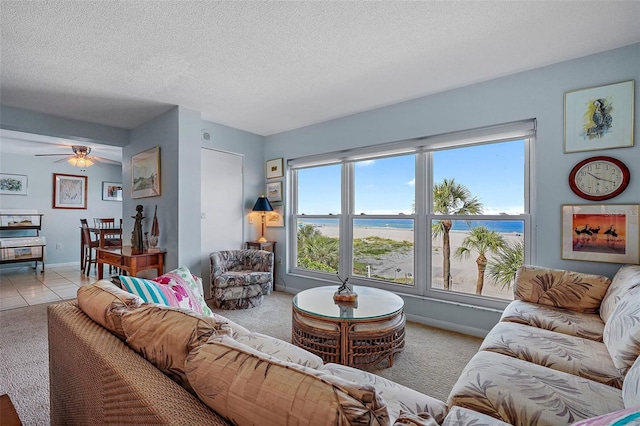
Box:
(201, 148, 244, 299)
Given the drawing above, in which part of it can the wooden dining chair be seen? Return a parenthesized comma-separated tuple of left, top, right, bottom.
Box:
(80, 219, 99, 275)
(93, 218, 122, 248)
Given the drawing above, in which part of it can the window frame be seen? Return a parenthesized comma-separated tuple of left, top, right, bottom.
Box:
(288, 120, 536, 309)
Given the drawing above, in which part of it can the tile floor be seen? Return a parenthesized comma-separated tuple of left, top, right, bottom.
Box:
(0, 264, 96, 311)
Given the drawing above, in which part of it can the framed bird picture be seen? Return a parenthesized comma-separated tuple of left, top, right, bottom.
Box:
(564, 80, 634, 153)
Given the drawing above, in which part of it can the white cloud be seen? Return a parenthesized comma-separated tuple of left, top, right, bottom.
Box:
(406, 178, 415, 186)
(356, 160, 375, 167)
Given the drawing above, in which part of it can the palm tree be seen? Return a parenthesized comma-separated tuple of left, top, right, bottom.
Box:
(297, 225, 339, 272)
(487, 240, 524, 290)
(454, 226, 506, 295)
(431, 179, 482, 290)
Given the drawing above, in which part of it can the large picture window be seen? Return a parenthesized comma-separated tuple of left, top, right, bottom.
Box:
(289, 120, 534, 308)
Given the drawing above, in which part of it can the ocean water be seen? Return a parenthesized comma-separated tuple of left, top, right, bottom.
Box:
(298, 218, 525, 234)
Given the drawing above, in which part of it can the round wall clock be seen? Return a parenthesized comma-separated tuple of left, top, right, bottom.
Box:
(568, 156, 630, 201)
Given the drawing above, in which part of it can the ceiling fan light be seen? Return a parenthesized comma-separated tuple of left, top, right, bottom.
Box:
(67, 157, 93, 168)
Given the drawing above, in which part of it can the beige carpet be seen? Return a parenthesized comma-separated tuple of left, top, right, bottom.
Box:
(1, 291, 481, 425)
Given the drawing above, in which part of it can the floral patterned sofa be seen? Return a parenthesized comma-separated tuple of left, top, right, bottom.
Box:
(446, 264, 640, 426)
(210, 249, 274, 309)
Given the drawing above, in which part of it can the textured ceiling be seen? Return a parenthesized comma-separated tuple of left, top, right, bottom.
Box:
(1, 1, 639, 138)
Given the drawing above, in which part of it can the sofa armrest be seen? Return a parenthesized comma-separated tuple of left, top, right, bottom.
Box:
(514, 265, 611, 313)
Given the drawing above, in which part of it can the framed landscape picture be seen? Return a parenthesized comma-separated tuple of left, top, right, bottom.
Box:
(0, 173, 28, 195)
(562, 204, 639, 264)
(53, 173, 87, 209)
(564, 80, 634, 153)
(266, 181, 283, 202)
(131, 146, 160, 199)
(265, 205, 284, 228)
(102, 182, 123, 201)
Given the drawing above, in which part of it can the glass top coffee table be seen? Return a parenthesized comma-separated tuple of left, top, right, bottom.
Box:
(292, 285, 405, 368)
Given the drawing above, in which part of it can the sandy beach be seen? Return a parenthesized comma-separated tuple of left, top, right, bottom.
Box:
(314, 225, 522, 300)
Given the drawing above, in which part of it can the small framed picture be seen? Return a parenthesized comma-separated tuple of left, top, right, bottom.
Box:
(564, 80, 635, 153)
(102, 182, 123, 201)
(0, 173, 28, 195)
(265, 205, 284, 228)
(562, 204, 639, 264)
(131, 146, 161, 199)
(266, 181, 283, 202)
(266, 158, 284, 179)
(53, 173, 87, 209)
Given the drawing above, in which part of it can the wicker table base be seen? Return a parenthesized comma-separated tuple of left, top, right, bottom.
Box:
(292, 286, 405, 368)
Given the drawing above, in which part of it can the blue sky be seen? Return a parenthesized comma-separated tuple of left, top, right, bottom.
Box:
(298, 140, 525, 215)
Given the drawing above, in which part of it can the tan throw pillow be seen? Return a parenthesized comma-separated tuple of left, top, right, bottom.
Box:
(185, 334, 390, 426)
(121, 304, 232, 393)
(77, 279, 144, 340)
(513, 265, 611, 313)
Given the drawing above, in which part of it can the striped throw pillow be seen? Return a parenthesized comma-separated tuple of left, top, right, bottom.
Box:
(120, 276, 172, 306)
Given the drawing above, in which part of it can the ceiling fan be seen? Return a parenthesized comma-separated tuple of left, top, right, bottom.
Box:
(35, 145, 120, 168)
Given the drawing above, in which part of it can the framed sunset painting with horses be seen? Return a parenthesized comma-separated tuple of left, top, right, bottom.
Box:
(562, 204, 639, 264)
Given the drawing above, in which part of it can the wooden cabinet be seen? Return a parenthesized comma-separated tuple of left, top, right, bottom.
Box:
(0, 214, 45, 273)
(246, 241, 276, 284)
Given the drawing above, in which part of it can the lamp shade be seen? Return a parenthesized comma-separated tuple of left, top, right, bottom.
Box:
(252, 195, 274, 212)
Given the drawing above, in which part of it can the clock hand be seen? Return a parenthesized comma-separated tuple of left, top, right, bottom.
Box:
(587, 172, 603, 180)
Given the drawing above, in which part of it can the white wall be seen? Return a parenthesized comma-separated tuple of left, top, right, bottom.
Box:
(263, 43, 640, 335)
(0, 152, 122, 266)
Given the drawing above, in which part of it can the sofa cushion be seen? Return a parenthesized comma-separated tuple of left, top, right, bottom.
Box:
(76, 280, 144, 340)
(235, 331, 324, 368)
(603, 286, 640, 375)
(185, 334, 390, 426)
(622, 356, 640, 408)
(152, 266, 213, 316)
(480, 321, 622, 388)
(600, 265, 640, 323)
(442, 407, 511, 426)
(318, 363, 447, 423)
(513, 266, 611, 313)
(500, 300, 605, 341)
(121, 304, 231, 393)
(569, 406, 640, 425)
(215, 271, 272, 287)
(448, 351, 624, 425)
(392, 411, 439, 426)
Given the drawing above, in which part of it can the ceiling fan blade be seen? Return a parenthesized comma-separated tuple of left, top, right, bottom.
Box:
(91, 156, 121, 165)
(53, 156, 72, 163)
(35, 153, 70, 156)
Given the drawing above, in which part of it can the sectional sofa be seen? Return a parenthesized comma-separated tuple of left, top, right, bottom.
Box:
(47, 264, 640, 425)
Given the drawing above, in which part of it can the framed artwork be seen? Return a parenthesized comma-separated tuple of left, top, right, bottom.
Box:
(102, 182, 123, 201)
(266, 181, 283, 202)
(562, 204, 639, 264)
(265, 205, 284, 228)
(564, 80, 634, 153)
(266, 157, 284, 179)
(0, 173, 28, 195)
(131, 146, 161, 198)
(53, 173, 87, 209)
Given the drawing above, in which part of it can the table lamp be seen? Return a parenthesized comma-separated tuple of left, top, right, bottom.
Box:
(252, 195, 273, 243)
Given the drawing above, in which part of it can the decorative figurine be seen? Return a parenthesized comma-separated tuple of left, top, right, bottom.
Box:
(333, 272, 358, 303)
(148, 204, 160, 251)
(131, 205, 144, 251)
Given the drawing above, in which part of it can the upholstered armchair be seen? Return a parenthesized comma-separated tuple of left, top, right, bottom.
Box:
(210, 249, 274, 309)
